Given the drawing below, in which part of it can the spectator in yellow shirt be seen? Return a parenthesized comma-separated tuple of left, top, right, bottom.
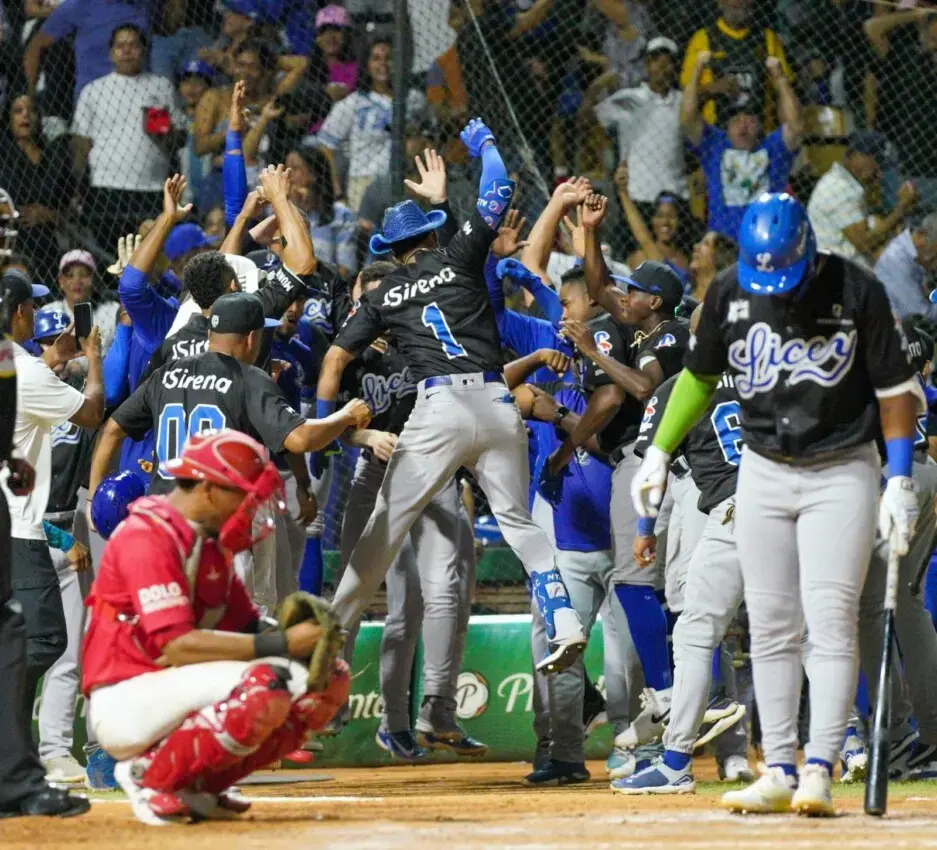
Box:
(679, 0, 792, 129)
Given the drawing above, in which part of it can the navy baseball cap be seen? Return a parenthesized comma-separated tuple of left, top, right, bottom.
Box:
(164, 223, 219, 261)
(222, 0, 260, 19)
(210, 292, 280, 334)
(613, 261, 684, 313)
(848, 130, 889, 166)
(177, 59, 214, 84)
(0, 269, 49, 308)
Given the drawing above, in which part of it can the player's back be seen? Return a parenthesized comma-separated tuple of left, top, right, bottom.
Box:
(685, 375, 742, 513)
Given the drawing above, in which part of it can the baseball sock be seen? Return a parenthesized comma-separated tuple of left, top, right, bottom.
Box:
(769, 762, 797, 778)
(805, 758, 833, 776)
(298, 534, 324, 595)
(613, 583, 672, 691)
(854, 673, 870, 721)
(663, 750, 691, 771)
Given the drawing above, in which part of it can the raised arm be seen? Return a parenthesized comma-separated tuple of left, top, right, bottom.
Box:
(522, 176, 590, 280)
(192, 87, 226, 157)
(220, 189, 267, 255)
(223, 81, 248, 226)
(680, 51, 708, 147)
(462, 118, 515, 232)
(864, 8, 929, 59)
(769, 57, 803, 151)
(613, 162, 661, 262)
(580, 193, 627, 322)
(259, 164, 316, 276)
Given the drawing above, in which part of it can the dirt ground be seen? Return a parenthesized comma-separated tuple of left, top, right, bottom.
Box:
(6, 757, 937, 849)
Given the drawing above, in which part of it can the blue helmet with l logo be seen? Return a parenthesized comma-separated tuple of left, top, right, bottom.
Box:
(737, 193, 816, 295)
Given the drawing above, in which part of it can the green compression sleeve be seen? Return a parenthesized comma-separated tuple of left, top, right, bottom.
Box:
(653, 369, 721, 454)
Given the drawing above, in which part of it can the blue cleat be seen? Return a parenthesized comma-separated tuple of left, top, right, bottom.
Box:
(375, 728, 426, 762)
(524, 759, 590, 787)
(85, 747, 117, 790)
(611, 758, 696, 795)
(415, 724, 489, 757)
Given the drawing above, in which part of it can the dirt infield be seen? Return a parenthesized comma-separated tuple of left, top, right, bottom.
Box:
(7, 757, 937, 849)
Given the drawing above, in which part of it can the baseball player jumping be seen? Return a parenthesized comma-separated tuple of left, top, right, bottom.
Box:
(631, 192, 923, 816)
(81, 429, 349, 826)
(316, 118, 587, 673)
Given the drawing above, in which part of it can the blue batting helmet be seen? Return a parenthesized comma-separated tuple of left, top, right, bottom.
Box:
(91, 471, 146, 540)
(33, 309, 69, 343)
(737, 193, 816, 295)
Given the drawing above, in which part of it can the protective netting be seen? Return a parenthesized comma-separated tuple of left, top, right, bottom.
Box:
(5, 0, 934, 610)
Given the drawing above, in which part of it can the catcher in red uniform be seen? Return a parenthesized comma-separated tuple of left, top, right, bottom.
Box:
(81, 429, 348, 826)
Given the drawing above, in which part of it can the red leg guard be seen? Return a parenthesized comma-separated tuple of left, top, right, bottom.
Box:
(140, 663, 293, 793)
(198, 661, 352, 794)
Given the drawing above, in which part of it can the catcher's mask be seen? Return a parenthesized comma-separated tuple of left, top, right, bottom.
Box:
(0, 188, 19, 258)
(161, 428, 285, 553)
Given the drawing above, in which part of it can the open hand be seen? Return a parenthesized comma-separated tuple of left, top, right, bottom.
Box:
(106, 233, 142, 277)
(552, 175, 592, 209)
(229, 79, 247, 133)
(561, 207, 586, 259)
(613, 161, 629, 195)
(259, 164, 292, 201)
(162, 174, 192, 223)
(491, 209, 528, 258)
(403, 148, 448, 204)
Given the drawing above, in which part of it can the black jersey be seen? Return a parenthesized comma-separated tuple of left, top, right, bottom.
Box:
(634, 317, 691, 381)
(339, 344, 416, 436)
(580, 314, 644, 455)
(112, 352, 305, 495)
(686, 254, 917, 459)
(144, 314, 212, 379)
(301, 261, 353, 340)
(633, 373, 741, 514)
(47, 421, 95, 514)
(333, 211, 501, 381)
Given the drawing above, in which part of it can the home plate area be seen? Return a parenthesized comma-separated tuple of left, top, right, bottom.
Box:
(11, 758, 937, 849)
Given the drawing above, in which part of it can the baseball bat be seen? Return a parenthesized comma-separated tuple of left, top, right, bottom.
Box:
(865, 545, 900, 816)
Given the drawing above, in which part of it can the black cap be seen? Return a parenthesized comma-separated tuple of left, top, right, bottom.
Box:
(902, 317, 935, 374)
(848, 130, 889, 166)
(613, 261, 684, 314)
(0, 269, 49, 309)
(209, 292, 280, 334)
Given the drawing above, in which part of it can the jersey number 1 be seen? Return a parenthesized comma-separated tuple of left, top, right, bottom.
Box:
(422, 302, 466, 359)
(156, 403, 226, 479)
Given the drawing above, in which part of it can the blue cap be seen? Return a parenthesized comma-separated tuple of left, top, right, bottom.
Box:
(91, 471, 147, 540)
(33, 309, 70, 342)
(178, 59, 214, 83)
(222, 0, 260, 19)
(736, 193, 816, 295)
(369, 200, 447, 255)
(164, 223, 219, 261)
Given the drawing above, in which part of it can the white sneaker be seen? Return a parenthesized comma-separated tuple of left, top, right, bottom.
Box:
(720, 754, 755, 783)
(791, 764, 834, 817)
(605, 745, 637, 780)
(839, 727, 868, 784)
(721, 765, 797, 814)
(614, 687, 672, 748)
(536, 607, 587, 674)
(113, 760, 186, 827)
(44, 755, 85, 784)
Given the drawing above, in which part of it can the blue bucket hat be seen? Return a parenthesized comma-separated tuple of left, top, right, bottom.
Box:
(369, 200, 447, 255)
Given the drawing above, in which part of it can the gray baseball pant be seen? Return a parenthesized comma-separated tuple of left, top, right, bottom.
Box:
(734, 444, 879, 767)
(664, 474, 707, 614)
(858, 459, 937, 745)
(339, 453, 464, 733)
(332, 376, 559, 626)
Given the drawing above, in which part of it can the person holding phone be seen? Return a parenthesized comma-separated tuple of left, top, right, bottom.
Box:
(43, 250, 120, 365)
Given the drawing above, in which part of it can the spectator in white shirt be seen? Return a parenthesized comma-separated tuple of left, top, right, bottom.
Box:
(807, 130, 918, 268)
(317, 37, 427, 212)
(0, 270, 103, 721)
(592, 37, 687, 206)
(71, 23, 185, 256)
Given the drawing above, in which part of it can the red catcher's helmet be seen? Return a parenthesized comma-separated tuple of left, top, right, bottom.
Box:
(162, 429, 285, 553)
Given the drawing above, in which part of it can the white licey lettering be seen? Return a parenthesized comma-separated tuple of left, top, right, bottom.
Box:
(382, 267, 455, 308)
(361, 369, 416, 415)
(162, 367, 233, 394)
(727, 321, 858, 398)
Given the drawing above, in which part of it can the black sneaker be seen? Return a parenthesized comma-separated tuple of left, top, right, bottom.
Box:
(0, 786, 91, 819)
(523, 759, 590, 787)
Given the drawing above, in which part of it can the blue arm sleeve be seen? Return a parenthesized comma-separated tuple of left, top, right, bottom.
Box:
(499, 310, 566, 358)
(223, 129, 248, 227)
(476, 143, 515, 231)
(485, 253, 505, 316)
(103, 322, 132, 406)
(118, 265, 179, 349)
(43, 521, 75, 553)
(522, 276, 563, 329)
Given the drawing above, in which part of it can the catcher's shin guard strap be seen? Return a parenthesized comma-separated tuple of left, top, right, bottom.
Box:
(141, 663, 293, 792)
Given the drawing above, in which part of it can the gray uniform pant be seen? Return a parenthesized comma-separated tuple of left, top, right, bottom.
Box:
(858, 459, 937, 745)
(734, 444, 879, 766)
(664, 496, 745, 754)
(339, 453, 468, 732)
(664, 474, 708, 614)
(611, 447, 654, 584)
(332, 375, 557, 627)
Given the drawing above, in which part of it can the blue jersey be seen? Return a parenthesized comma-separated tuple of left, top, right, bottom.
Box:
(536, 384, 612, 552)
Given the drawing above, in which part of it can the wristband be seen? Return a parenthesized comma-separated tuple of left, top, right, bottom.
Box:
(885, 436, 914, 478)
(225, 129, 243, 152)
(253, 630, 288, 659)
(316, 398, 336, 419)
(637, 516, 656, 537)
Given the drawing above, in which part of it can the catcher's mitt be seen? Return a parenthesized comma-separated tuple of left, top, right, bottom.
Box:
(278, 591, 345, 692)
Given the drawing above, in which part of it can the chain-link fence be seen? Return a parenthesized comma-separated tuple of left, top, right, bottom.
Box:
(5, 0, 935, 609)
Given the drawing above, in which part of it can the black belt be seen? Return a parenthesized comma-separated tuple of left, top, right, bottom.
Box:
(671, 456, 691, 479)
(423, 370, 504, 390)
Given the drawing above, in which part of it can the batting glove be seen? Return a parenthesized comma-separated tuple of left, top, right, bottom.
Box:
(460, 117, 495, 159)
(879, 475, 919, 556)
(630, 445, 670, 518)
(538, 464, 568, 509)
(496, 258, 542, 290)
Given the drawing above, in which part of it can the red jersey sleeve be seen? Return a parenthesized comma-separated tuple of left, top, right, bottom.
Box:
(118, 527, 196, 637)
